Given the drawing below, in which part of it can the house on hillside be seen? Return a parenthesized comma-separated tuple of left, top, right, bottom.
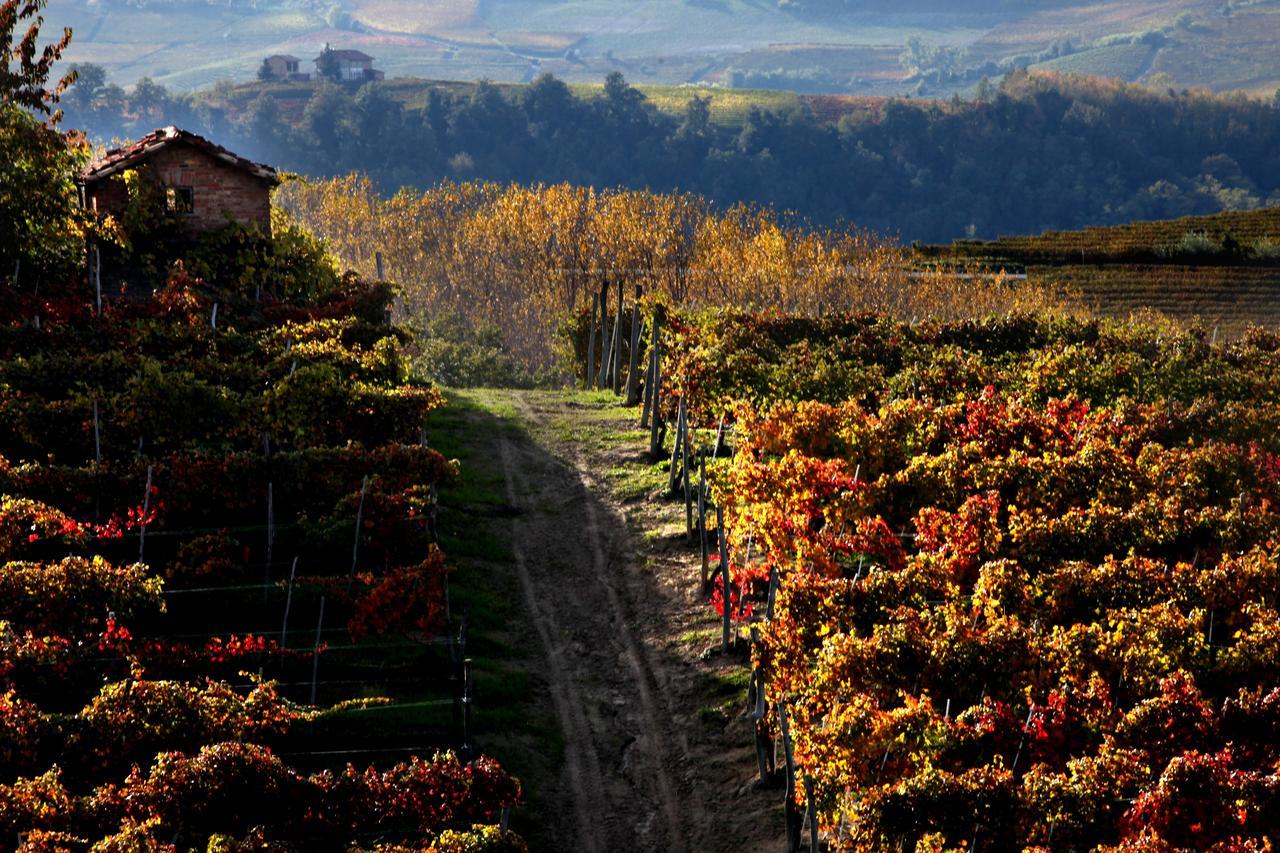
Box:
(80, 126, 280, 236)
(261, 54, 310, 81)
(315, 47, 384, 82)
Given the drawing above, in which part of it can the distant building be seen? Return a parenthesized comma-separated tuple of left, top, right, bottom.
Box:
(316, 48, 384, 82)
(261, 54, 310, 81)
(80, 126, 280, 236)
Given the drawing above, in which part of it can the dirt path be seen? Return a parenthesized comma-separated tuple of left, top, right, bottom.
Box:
(496, 393, 693, 851)
(481, 389, 786, 853)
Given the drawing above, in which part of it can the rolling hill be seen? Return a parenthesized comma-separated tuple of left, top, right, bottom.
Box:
(43, 0, 1280, 95)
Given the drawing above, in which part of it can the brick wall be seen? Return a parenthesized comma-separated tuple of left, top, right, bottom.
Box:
(87, 143, 273, 236)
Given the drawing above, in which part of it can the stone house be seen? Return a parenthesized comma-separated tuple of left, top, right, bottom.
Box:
(262, 54, 310, 81)
(316, 48, 384, 82)
(80, 127, 280, 236)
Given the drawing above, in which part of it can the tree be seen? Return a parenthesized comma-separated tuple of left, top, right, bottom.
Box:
(257, 59, 273, 81)
(62, 61, 105, 117)
(315, 43, 340, 82)
(1, 0, 75, 115)
(130, 77, 169, 122)
(0, 0, 90, 280)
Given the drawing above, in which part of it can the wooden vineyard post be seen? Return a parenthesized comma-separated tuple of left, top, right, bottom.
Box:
(138, 465, 153, 562)
(803, 775, 820, 853)
(750, 626, 774, 783)
(612, 278, 624, 394)
(718, 503, 732, 652)
(626, 284, 644, 404)
(347, 475, 369, 591)
(310, 595, 326, 705)
(605, 313, 621, 393)
(766, 564, 779, 620)
(641, 346, 654, 427)
(375, 251, 384, 281)
(586, 291, 597, 390)
(427, 481, 439, 544)
(462, 657, 474, 761)
(264, 482, 275, 600)
(779, 698, 803, 853)
(699, 454, 709, 586)
(648, 308, 664, 456)
(92, 399, 101, 464)
(281, 556, 298, 646)
(683, 409, 694, 539)
(92, 244, 101, 317)
(596, 278, 610, 389)
(668, 398, 685, 494)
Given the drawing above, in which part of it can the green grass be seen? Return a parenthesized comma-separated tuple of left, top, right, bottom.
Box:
(602, 461, 667, 502)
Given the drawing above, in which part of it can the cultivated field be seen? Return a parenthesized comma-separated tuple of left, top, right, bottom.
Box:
(45, 0, 1280, 94)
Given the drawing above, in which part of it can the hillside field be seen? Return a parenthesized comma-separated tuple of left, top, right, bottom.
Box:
(43, 0, 1280, 95)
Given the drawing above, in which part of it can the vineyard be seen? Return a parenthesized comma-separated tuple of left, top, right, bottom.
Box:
(0, 258, 526, 850)
(917, 206, 1280, 268)
(912, 206, 1280, 339)
(277, 176, 1069, 377)
(637, 309, 1280, 850)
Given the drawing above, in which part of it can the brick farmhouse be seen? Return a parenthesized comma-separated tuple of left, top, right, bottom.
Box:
(80, 127, 280, 235)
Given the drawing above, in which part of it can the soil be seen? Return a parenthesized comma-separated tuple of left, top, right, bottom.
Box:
(487, 389, 788, 852)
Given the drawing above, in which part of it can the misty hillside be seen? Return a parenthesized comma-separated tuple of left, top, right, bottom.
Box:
(45, 0, 1280, 95)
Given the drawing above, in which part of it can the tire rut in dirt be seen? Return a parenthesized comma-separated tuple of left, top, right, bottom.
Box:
(498, 409, 691, 852)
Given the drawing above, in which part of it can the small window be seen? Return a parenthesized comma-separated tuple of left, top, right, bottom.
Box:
(166, 186, 194, 214)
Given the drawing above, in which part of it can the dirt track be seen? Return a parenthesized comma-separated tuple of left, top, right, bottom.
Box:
(486, 390, 786, 853)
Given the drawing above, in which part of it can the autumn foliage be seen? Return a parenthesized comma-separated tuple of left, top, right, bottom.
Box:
(277, 177, 1071, 374)
(666, 311, 1280, 850)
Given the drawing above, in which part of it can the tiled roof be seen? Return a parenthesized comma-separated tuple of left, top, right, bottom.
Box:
(265, 54, 301, 62)
(80, 126, 279, 185)
(317, 49, 374, 62)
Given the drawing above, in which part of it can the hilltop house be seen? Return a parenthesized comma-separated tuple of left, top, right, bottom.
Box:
(315, 48, 384, 82)
(261, 54, 310, 81)
(80, 127, 280, 235)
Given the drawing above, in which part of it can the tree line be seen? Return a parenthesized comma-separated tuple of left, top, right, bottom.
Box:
(60, 66, 1280, 242)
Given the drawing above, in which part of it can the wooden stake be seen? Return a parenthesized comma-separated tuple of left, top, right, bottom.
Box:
(93, 245, 101, 317)
(648, 308, 664, 457)
(641, 344, 655, 428)
(264, 482, 274, 599)
(668, 398, 684, 493)
(779, 698, 803, 852)
(310, 595, 326, 705)
(718, 503, 731, 652)
(375, 251, 385, 281)
(210, 302, 218, 330)
(138, 465, 153, 562)
(596, 278, 610, 388)
(281, 556, 298, 647)
(683, 409, 693, 538)
(626, 284, 643, 404)
(612, 278, 624, 394)
(92, 399, 101, 464)
(766, 563, 779, 620)
(803, 775, 820, 853)
(586, 291, 598, 390)
(698, 454, 708, 586)
(462, 657, 474, 760)
(347, 475, 369, 591)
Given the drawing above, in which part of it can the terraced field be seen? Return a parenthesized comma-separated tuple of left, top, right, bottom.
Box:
(920, 206, 1280, 266)
(1037, 264, 1280, 336)
(919, 205, 1280, 337)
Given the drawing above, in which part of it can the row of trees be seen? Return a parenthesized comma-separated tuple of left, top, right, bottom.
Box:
(64, 66, 1280, 242)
